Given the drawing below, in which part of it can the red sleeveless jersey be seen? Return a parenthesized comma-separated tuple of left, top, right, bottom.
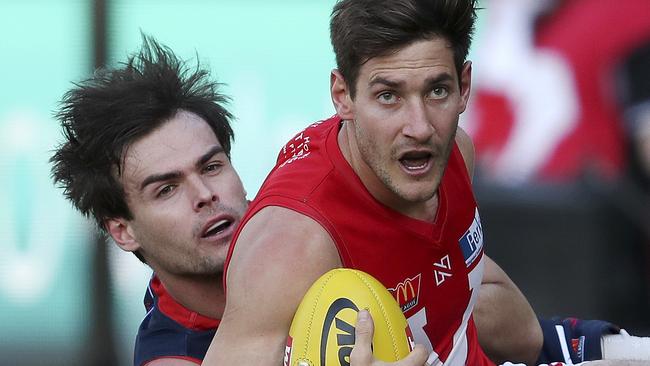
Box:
(226, 116, 493, 366)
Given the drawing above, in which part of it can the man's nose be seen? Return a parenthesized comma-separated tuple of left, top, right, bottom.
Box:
(401, 100, 434, 142)
(192, 176, 218, 211)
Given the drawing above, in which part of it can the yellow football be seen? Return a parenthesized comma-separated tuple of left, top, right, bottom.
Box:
(284, 268, 414, 366)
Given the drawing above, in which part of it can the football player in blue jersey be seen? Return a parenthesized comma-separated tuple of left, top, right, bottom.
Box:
(51, 34, 246, 366)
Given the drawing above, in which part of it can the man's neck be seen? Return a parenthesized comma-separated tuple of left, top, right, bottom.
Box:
(155, 271, 225, 320)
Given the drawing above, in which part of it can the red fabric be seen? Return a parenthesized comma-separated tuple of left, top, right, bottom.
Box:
(226, 116, 493, 365)
(151, 276, 220, 331)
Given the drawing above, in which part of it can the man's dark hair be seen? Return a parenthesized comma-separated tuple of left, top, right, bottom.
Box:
(50, 35, 233, 262)
(330, 0, 478, 98)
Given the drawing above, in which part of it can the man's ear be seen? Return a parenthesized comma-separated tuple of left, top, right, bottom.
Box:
(330, 69, 354, 120)
(458, 61, 473, 114)
(105, 218, 140, 253)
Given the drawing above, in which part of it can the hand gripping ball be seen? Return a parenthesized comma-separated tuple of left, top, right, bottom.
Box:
(284, 268, 414, 366)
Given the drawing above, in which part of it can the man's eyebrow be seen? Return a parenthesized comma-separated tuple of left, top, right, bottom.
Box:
(139, 145, 225, 191)
(140, 171, 182, 191)
(196, 145, 224, 168)
(368, 73, 454, 89)
(368, 76, 403, 89)
(423, 73, 455, 87)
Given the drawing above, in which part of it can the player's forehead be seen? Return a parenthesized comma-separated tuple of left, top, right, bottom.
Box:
(120, 112, 222, 189)
(359, 37, 457, 87)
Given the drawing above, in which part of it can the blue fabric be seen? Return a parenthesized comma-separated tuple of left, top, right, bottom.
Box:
(536, 317, 619, 364)
(133, 285, 216, 366)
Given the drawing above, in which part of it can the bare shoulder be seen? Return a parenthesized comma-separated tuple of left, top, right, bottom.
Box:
(224, 205, 341, 323)
(205, 206, 342, 365)
(455, 126, 475, 180)
(228, 205, 341, 283)
(144, 358, 199, 366)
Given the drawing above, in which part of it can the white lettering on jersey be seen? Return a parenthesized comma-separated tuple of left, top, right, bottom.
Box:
(434, 255, 453, 286)
(407, 255, 485, 365)
(279, 131, 312, 168)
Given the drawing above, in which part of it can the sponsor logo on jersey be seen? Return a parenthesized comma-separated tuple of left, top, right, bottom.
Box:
(388, 273, 422, 313)
(321, 298, 359, 366)
(458, 208, 484, 267)
(571, 336, 585, 362)
(280, 131, 312, 168)
(433, 255, 453, 286)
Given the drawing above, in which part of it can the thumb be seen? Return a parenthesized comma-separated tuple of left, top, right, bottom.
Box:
(350, 309, 374, 365)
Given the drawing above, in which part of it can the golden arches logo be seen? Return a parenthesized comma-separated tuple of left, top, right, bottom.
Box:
(388, 274, 421, 312)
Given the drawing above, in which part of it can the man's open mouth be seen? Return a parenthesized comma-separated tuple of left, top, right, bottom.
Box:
(399, 151, 432, 171)
(201, 218, 233, 238)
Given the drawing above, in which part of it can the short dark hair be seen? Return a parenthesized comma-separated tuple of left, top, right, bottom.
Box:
(50, 35, 234, 261)
(330, 0, 478, 98)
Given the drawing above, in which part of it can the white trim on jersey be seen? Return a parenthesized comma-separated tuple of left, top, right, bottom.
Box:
(555, 325, 573, 364)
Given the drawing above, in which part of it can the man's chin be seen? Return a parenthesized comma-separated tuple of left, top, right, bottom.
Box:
(393, 182, 438, 203)
(181, 267, 223, 278)
(180, 256, 225, 277)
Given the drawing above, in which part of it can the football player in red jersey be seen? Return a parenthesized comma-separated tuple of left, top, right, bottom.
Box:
(51, 14, 647, 366)
(203, 1, 541, 365)
(203, 0, 650, 365)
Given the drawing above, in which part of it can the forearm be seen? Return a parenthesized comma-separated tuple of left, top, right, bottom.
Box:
(474, 260, 542, 364)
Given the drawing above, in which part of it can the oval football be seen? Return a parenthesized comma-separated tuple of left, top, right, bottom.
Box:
(285, 268, 413, 366)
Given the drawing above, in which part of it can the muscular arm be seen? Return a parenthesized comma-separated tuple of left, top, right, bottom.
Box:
(456, 127, 543, 364)
(201, 206, 429, 366)
(202, 206, 341, 365)
(475, 256, 542, 364)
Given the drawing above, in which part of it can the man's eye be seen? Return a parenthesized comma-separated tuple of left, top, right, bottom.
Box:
(157, 185, 175, 197)
(429, 87, 449, 99)
(204, 162, 222, 173)
(378, 92, 398, 104)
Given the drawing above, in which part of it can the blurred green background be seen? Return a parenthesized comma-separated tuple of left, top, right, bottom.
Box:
(0, 1, 340, 364)
(1, 1, 648, 365)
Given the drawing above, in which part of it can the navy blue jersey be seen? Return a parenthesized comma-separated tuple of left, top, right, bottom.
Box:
(537, 317, 619, 364)
(133, 276, 219, 366)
